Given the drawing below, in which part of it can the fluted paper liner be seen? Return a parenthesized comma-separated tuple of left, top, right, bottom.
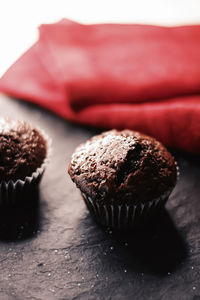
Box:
(82, 188, 174, 229)
(0, 129, 51, 206)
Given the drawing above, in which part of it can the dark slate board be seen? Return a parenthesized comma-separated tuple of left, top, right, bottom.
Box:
(0, 95, 200, 300)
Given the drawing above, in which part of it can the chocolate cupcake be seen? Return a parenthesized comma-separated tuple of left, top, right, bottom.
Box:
(68, 129, 177, 229)
(0, 118, 50, 205)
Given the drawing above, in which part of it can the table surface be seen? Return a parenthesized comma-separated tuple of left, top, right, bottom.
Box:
(0, 96, 200, 300)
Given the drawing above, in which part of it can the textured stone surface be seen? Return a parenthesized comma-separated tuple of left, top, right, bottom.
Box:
(0, 96, 200, 300)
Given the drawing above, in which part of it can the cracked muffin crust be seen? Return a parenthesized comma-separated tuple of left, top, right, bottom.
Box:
(0, 118, 47, 181)
(68, 129, 177, 205)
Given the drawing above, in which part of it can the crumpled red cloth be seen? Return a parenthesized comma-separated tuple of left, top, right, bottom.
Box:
(0, 19, 200, 154)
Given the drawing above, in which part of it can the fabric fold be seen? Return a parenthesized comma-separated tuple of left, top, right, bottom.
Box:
(0, 19, 200, 154)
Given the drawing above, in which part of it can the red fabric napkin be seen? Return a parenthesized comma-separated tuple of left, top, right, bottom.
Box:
(0, 19, 200, 154)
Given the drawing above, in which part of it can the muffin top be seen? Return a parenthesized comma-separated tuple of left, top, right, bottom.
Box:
(0, 118, 47, 181)
(68, 129, 177, 205)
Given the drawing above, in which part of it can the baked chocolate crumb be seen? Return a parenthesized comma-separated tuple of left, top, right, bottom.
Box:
(68, 130, 177, 205)
(0, 119, 46, 181)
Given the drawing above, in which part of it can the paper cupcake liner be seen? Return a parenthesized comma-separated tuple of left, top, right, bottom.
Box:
(0, 129, 52, 207)
(82, 187, 174, 229)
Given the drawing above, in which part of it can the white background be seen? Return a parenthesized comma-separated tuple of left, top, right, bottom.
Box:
(0, 0, 200, 77)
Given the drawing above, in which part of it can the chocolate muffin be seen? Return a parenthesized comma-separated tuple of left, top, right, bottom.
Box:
(68, 129, 177, 229)
(0, 118, 49, 205)
(0, 118, 47, 181)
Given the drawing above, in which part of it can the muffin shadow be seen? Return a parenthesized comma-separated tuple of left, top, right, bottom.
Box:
(109, 209, 188, 275)
(0, 188, 40, 242)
